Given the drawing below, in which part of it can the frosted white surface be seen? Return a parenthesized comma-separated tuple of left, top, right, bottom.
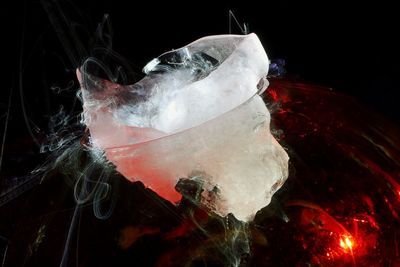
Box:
(78, 33, 289, 221)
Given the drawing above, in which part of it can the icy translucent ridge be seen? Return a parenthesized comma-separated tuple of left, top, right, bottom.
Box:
(78, 33, 289, 221)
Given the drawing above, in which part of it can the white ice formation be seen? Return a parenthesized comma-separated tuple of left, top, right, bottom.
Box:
(78, 33, 289, 221)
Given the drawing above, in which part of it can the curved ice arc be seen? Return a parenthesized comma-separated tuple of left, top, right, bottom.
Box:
(78, 34, 289, 221)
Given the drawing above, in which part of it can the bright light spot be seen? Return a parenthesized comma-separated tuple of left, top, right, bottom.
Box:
(345, 237, 353, 249)
(339, 236, 354, 252)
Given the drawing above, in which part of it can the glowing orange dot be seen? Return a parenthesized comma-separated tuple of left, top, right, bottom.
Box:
(345, 237, 353, 249)
(339, 236, 354, 252)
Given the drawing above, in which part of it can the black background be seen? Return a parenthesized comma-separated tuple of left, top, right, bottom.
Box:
(2, 0, 400, 142)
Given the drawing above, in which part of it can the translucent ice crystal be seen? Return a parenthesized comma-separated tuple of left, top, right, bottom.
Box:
(78, 33, 289, 221)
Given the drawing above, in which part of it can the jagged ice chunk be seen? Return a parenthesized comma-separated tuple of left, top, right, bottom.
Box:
(78, 33, 289, 221)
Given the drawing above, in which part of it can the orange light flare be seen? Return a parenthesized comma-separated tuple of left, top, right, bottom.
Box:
(286, 200, 380, 265)
(337, 234, 357, 267)
(313, 231, 359, 266)
(339, 235, 355, 252)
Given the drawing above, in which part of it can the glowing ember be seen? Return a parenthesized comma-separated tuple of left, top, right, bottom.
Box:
(339, 236, 354, 251)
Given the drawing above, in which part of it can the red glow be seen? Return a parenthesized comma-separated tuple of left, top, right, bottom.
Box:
(269, 89, 279, 102)
(256, 79, 398, 266)
(106, 149, 182, 203)
(285, 200, 382, 265)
